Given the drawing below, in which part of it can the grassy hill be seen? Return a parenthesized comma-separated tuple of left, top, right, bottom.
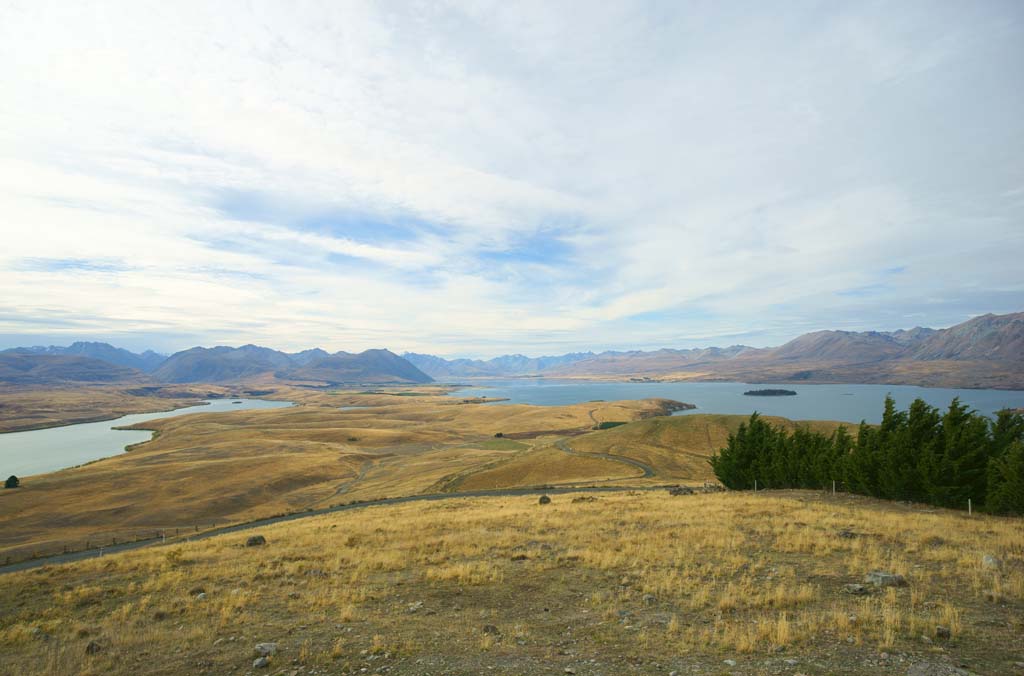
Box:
(1, 490, 1020, 675)
(456, 414, 852, 490)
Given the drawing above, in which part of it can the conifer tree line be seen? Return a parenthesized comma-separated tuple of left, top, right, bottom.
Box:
(709, 397, 1024, 515)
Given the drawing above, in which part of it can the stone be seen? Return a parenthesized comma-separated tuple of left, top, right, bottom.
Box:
(253, 656, 270, 668)
(723, 659, 737, 666)
(837, 529, 857, 539)
(905, 662, 970, 676)
(195, 592, 207, 601)
(254, 642, 278, 656)
(935, 626, 951, 640)
(85, 640, 103, 655)
(246, 535, 267, 547)
(865, 571, 907, 587)
(643, 593, 657, 606)
(564, 669, 576, 675)
(842, 584, 869, 595)
(482, 624, 501, 635)
(538, 495, 552, 505)
(407, 601, 424, 613)
(981, 554, 1002, 570)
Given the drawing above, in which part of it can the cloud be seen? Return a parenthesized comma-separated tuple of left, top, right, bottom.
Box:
(0, 0, 1021, 356)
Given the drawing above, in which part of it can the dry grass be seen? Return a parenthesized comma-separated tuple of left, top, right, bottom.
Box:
(0, 490, 1021, 675)
(0, 392, 676, 561)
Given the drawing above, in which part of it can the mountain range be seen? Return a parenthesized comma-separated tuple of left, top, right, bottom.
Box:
(1, 312, 1021, 388)
(406, 312, 1024, 388)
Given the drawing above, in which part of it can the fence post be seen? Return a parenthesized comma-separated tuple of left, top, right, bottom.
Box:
(832, 480, 836, 496)
(968, 498, 972, 515)
(754, 479, 757, 492)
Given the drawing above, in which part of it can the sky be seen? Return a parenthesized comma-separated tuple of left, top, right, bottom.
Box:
(1, 1, 1022, 358)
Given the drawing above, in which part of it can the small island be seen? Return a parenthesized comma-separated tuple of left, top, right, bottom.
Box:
(744, 389, 797, 397)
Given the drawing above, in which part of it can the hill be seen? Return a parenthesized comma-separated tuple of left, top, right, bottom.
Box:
(1, 489, 1020, 675)
(1, 341, 165, 372)
(0, 353, 142, 385)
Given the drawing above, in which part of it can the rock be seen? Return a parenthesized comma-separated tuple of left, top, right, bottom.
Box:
(253, 656, 270, 668)
(254, 642, 278, 656)
(246, 535, 267, 547)
(407, 601, 424, 613)
(482, 624, 500, 635)
(837, 529, 857, 539)
(643, 593, 657, 606)
(935, 626, 951, 640)
(865, 571, 907, 587)
(538, 495, 552, 505)
(213, 638, 225, 646)
(195, 592, 207, 601)
(981, 554, 1002, 570)
(564, 669, 576, 675)
(905, 662, 970, 676)
(668, 486, 694, 496)
(85, 640, 103, 655)
(723, 658, 737, 666)
(842, 584, 869, 595)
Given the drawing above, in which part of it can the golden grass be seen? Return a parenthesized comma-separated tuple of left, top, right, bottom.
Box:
(0, 393, 676, 561)
(0, 490, 1021, 675)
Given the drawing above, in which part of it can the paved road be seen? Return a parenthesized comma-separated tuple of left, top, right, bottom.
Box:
(0, 484, 673, 576)
(553, 438, 656, 479)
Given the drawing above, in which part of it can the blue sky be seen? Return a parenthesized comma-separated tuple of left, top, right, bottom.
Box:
(0, 1, 1022, 357)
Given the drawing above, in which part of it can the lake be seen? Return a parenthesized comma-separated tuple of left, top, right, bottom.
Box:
(0, 398, 293, 477)
(448, 380, 1024, 425)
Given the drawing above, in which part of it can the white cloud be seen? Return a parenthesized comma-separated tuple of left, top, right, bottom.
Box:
(0, 0, 1021, 356)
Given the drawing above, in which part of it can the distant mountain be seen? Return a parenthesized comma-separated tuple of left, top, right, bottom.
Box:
(405, 312, 1024, 388)
(154, 345, 432, 384)
(908, 313, 1024, 361)
(286, 349, 433, 384)
(0, 353, 142, 385)
(1, 341, 165, 372)
(152, 345, 293, 383)
(404, 351, 598, 378)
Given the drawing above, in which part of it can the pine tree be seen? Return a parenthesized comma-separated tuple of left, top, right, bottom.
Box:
(986, 441, 1024, 515)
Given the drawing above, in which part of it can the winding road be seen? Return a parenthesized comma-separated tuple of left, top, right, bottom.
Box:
(553, 438, 656, 479)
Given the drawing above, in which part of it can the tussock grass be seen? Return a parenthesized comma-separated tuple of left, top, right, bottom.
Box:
(0, 490, 1022, 674)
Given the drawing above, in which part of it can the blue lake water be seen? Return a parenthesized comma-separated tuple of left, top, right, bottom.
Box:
(448, 380, 1024, 425)
(0, 398, 293, 477)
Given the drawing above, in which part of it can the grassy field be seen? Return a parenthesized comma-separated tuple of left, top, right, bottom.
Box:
(1, 489, 1021, 675)
(0, 394, 678, 561)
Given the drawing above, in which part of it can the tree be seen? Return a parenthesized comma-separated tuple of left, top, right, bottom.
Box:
(986, 441, 1024, 515)
(4, 475, 18, 489)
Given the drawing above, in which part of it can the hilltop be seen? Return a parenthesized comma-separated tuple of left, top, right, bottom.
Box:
(1, 489, 1020, 675)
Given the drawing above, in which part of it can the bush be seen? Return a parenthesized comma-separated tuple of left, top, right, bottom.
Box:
(5, 475, 19, 489)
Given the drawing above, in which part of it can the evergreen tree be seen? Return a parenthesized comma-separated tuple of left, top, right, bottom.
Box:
(986, 441, 1024, 515)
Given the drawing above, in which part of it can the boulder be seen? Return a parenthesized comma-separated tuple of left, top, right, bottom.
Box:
(254, 642, 278, 656)
(253, 656, 270, 668)
(865, 571, 907, 587)
(246, 535, 267, 547)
